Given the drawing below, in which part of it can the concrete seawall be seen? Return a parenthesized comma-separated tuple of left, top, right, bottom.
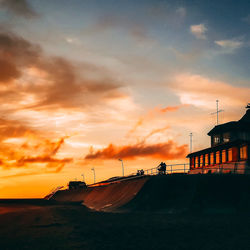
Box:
(52, 174, 250, 213)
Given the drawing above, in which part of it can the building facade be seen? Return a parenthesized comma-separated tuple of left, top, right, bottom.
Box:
(187, 105, 250, 174)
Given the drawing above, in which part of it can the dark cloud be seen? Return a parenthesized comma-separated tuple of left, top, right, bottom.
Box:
(85, 140, 188, 160)
(0, 59, 21, 83)
(0, 31, 125, 110)
(0, 0, 38, 18)
(0, 32, 41, 85)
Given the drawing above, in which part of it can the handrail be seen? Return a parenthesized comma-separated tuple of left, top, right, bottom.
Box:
(87, 162, 250, 186)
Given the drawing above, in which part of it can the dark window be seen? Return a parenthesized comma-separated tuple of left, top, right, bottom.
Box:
(223, 133, 230, 143)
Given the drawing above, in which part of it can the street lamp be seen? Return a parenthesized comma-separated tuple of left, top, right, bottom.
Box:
(119, 159, 124, 176)
(91, 168, 96, 184)
(81, 173, 85, 182)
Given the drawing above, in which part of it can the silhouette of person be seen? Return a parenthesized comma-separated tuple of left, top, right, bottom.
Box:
(158, 162, 166, 175)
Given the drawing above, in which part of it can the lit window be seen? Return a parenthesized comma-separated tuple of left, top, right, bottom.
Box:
(240, 146, 248, 160)
(228, 148, 233, 162)
(222, 150, 226, 163)
(200, 155, 203, 167)
(205, 154, 209, 166)
(195, 156, 199, 168)
(213, 135, 220, 145)
(216, 151, 220, 164)
(210, 153, 214, 165)
(191, 157, 195, 168)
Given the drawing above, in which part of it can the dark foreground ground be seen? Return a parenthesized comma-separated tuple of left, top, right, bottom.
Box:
(1, 201, 250, 250)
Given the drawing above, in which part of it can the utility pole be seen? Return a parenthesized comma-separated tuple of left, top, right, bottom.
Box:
(119, 159, 124, 176)
(91, 168, 95, 184)
(211, 100, 224, 125)
(189, 133, 193, 153)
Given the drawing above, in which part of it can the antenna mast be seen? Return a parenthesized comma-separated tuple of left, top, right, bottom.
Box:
(189, 133, 193, 153)
(211, 100, 224, 125)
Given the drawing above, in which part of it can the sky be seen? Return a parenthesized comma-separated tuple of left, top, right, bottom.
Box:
(0, 0, 250, 198)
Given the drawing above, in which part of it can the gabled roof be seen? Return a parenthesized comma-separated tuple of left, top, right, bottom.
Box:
(208, 109, 250, 136)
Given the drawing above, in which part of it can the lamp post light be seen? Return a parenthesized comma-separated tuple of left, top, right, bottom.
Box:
(119, 159, 124, 176)
(91, 168, 96, 184)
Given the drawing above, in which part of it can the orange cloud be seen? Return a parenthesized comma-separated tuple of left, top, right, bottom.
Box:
(144, 125, 170, 140)
(128, 105, 185, 135)
(85, 140, 188, 160)
(159, 105, 185, 113)
(0, 131, 72, 172)
(128, 118, 144, 134)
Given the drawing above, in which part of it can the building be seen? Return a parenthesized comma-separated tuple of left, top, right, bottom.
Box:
(187, 105, 250, 174)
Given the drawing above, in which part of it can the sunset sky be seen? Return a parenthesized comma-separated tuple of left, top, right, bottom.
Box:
(0, 0, 250, 198)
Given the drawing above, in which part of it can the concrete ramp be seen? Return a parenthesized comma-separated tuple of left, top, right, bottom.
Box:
(82, 176, 148, 211)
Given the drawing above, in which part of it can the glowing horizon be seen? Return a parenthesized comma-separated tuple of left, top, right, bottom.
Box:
(0, 0, 250, 198)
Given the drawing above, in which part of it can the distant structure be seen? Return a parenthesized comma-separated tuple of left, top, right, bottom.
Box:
(68, 181, 87, 190)
(187, 105, 250, 174)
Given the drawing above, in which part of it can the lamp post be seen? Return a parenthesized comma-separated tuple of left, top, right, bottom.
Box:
(119, 159, 124, 176)
(91, 168, 95, 184)
(81, 173, 85, 182)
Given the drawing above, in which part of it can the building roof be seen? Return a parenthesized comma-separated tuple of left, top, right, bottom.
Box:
(208, 109, 250, 136)
(239, 109, 250, 122)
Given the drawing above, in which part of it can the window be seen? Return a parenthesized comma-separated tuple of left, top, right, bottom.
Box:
(200, 155, 203, 167)
(216, 151, 220, 164)
(223, 133, 230, 143)
(191, 157, 195, 168)
(213, 135, 220, 145)
(222, 150, 226, 163)
(205, 154, 209, 166)
(195, 156, 199, 168)
(228, 148, 233, 162)
(240, 146, 248, 160)
(210, 153, 214, 165)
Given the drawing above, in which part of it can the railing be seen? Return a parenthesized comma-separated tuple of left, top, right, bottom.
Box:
(131, 163, 190, 176)
(131, 161, 250, 177)
(89, 161, 250, 187)
(189, 161, 249, 174)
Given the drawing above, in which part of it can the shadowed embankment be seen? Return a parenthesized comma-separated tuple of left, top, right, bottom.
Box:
(53, 174, 250, 213)
(1, 175, 250, 249)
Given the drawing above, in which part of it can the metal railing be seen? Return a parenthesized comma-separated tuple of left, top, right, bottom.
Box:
(131, 163, 190, 176)
(189, 161, 249, 174)
(89, 161, 250, 187)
